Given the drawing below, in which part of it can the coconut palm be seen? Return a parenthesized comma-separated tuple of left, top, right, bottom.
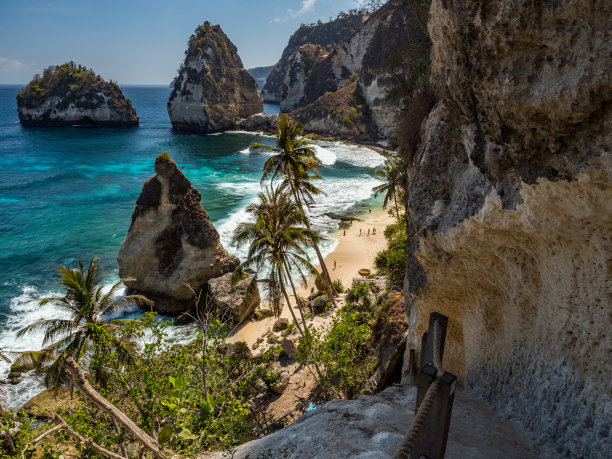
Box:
(250, 114, 336, 301)
(15, 258, 151, 387)
(373, 155, 405, 220)
(231, 185, 319, 335)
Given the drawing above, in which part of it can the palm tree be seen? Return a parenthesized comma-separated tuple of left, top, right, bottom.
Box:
(16, 258, 151, 387)
(231, 185, 319, 336)
(251, 114, 336, 301)
(373, 155, 405, 220)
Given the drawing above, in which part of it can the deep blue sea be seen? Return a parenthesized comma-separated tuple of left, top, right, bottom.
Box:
(0, 85, 383, 406)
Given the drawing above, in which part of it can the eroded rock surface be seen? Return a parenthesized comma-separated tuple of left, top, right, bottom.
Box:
(168, 22, 263, 133)
(208, 272, 260, 323)
(402, 1, 611, 456)
(118, 154, 239, 313)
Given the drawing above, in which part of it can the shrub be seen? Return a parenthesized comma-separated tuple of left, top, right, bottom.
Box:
(332, 279, 344, 293)
(375, 216, 407, 289)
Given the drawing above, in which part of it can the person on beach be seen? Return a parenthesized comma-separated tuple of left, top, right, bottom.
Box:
(373, 227, 376, 235)
(368, 229, 370, 236)
(359, 228, 362, 236)
(333, 260, 337, 270)
(343, 229, 346, 236)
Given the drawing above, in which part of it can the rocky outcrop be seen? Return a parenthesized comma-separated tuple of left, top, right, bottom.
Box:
(118, 153, 239, 313)
(208, 272, 260, 323)
(168, 22, 263, 133)
(16, 62, 138, 127)
(292, 80, 372, 140)
(201, 385, 541, 459)
(402, 1, 611, 457)
(246, 65, 274, 90)
(260, 2, 427, 141)
(237, 112, 279, 132)
(262, 15, 365, 103)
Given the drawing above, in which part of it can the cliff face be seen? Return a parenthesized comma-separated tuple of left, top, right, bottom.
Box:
(118, 154, 239, 314)
(167, 23, 263, 133)
(403, 1, 611, 456)
(16, 62, 138, 127)
(262, 1, 426, 141)
(262, 15, 365, 103)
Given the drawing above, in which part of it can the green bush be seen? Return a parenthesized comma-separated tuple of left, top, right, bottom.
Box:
(375, 216, 407, 289)
(296, 282, 381, 399)
(332, 279, 344, 293)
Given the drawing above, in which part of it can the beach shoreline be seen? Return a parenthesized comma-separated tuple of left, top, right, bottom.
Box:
(228, 205, 395, 346)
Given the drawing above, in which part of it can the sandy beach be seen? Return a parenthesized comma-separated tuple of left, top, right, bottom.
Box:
(228, 206, 395, 346)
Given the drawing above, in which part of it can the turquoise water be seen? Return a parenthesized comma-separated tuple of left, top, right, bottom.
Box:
(0, 85, 384, 406)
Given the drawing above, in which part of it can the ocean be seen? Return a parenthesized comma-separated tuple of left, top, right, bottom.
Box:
(0, 85, 384, 407)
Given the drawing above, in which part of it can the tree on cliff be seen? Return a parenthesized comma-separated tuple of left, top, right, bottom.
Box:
(250, 114, 337, 302)
(15, 258, 151, 387)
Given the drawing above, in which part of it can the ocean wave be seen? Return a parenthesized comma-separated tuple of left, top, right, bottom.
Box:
(312, 145, 337, 166)
(239, 147, 250, 154)
(312, 140, 385, 168)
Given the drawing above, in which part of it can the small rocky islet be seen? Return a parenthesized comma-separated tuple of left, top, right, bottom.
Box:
(16, 61, 138, 127)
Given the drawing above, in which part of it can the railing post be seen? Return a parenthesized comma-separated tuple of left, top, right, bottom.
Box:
(410, 312, 455, 459)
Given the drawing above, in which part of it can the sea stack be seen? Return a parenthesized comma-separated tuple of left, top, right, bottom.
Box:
(118, 152, 240, 313)
(167, 21, 263, 133)
(16, 62, 138, 127)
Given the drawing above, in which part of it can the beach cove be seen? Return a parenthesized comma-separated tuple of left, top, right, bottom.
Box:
(0, 84, 388, 408)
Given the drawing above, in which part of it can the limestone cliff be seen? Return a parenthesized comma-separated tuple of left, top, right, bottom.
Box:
(16, 62, 138, 127)
(402, 1, 611, 456)
(167, 22, 263, 133)
(262, 15, 365, 104)
(262, 1, 427, 141)
(118, 153, 239, 313)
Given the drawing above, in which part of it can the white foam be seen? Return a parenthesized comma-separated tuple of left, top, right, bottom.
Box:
(312, 145, 337, 166)
(239, 147, 250, 154)
(312, 140, 385, 168)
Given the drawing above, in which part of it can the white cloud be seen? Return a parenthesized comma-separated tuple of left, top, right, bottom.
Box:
(0, 57, 27, 71)
(272, 0, 317, 23)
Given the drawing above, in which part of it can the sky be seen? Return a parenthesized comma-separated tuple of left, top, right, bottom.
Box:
(0, 0, 363, 85)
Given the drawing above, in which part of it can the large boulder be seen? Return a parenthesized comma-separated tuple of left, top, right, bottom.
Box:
(16, 62, 138, 127)
(118, 153, 239, 313)
(208, 272, 260, 323)
(168, 22, 263, 133)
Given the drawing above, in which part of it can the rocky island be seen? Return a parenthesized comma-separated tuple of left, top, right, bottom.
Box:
(16, 62, 138, 127)
(117, 152, 259, 320)
(167, 22, 263, 133)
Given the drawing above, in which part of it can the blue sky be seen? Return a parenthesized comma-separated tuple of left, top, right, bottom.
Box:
(0, 0, 361, 84)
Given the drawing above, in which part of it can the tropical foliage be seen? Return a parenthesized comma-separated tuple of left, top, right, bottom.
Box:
(15, 258, 151, 387)
(251, 114, 336, 300)
(232, 185, 318, 334)
(296, 282, 387, 399)
(373, 154, 405, 219)
(375, 216, 407, 289)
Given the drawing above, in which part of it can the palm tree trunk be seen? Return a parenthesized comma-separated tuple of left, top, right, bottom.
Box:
(64, 357, 166, 459)
(282, 258, 309, 332)
(289, 186, 338, 305)
(278, 268, 305, 337)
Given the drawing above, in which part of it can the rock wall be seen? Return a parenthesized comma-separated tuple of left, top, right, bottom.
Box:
(262, 15, 365, 103)
(403, 1, 611, 456)
(118, 154, 239, 313)
(167, 23, 263, 133)
(261, 1, 426, 141)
